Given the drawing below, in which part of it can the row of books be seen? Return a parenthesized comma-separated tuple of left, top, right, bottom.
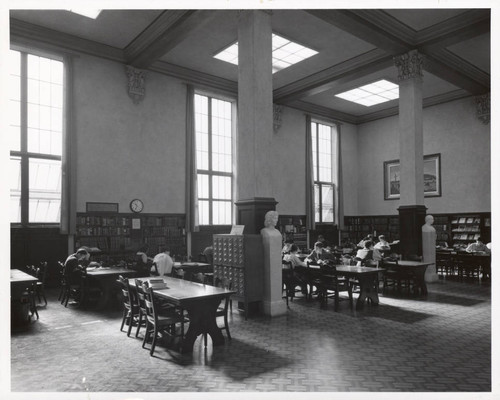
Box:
(451, 217, 481, 224)
(142, 226, 184, 236)
(77, 216, 131, 227)
(77, 226, 131, 236)
(453, 234, 481, 241)
(452, 225, 480, 232)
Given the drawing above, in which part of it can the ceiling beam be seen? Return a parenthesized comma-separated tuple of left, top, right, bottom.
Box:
(124, 10, 215, 69)
(306, 9, 412, 54)
(306, 9, 490, 95)
(273, 49, 394, 103)
(416, 10, 490, 48)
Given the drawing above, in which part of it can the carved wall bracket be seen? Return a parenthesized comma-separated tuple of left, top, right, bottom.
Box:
(125, 65, 147, 104)
(475, 93, 490, 124)
(273, 104, 282, 133)
(394, 50, 425, 82)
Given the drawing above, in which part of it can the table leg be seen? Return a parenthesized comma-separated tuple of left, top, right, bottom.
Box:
(355, 274, 380, 310)
(180, 297, 224, 354)
(412, 267, 428, 295)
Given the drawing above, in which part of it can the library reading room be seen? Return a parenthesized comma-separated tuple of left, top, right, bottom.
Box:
(4, 3, 497, 399)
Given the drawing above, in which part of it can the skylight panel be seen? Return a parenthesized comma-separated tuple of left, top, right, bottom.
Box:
(214, 33, 317, 73)
(335, 79, 399, 107)
(68, 9, 102, 19)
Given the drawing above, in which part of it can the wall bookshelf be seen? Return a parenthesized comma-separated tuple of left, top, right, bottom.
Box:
(75, 212, 186, 262)
(276, 215, 307, 251)
(343, 212, 491, 249)
(343, 215, 399, 244)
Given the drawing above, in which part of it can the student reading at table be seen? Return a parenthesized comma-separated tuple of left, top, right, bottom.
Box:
(134, 245, 154, 275)
(357, 234, 374, 249)
(283, 244, 307, 268)
(306, 241, 327, 264)
(354, 240, 380, 266)
(374, 235, 391, 251)
(64, 248, 90, 282)
(466, 237, 490, 253)
(281, 239, 294, 257)
(153, 247, 174, 276)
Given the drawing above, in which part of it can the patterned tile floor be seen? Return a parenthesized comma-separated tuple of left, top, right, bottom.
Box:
(10, 277, 492, 393)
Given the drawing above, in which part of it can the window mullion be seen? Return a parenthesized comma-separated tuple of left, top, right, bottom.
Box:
(208, 97, 213, 224)
(20, 52, 29, 225)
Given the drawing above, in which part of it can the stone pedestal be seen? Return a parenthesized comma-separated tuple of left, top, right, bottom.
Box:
(398, 205, 427, 258)
(422, 223, 439, 283)
(261, 226, 287, 317)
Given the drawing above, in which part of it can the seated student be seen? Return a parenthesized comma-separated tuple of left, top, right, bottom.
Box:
(466, 237, 490, 253)
(281, 239, 294, 257)
(283, 244, 307, 268)
(153, 246, 174, 276)
(64, 248, 90, 283)
(374, 235, 391, 251)
(317, 235, 328, 247)
(357, 234, 373, 249)
(354, 240, 379, 266)
(134, 244, 154, 275)
(306, 241, 327, 264)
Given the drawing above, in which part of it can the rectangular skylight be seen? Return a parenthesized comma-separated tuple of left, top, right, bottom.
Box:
(335, 79, 399, 107)
(214, 33, 317, 73)
(68, 9, 102, 19)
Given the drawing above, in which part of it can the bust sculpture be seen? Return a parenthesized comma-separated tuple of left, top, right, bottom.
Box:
(422, 214, 438, 282)
(263, 210, 279, 231)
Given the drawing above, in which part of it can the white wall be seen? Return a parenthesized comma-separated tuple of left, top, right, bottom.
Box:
(356, 97, 491, 215)
(73, 54, 187, 214)
(71, 55, 490, 219)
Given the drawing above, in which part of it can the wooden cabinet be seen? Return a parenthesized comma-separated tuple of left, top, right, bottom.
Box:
(213, 234, 263, 319)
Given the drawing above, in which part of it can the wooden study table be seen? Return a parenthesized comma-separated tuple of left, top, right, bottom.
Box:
(85, 267, 136, 308)
(382, 260, 433, 295)
(129, 276, 235, 354)
(11, 269, 39, 323)
(335, 265, 383, 310)
(306, 264, 383, 310)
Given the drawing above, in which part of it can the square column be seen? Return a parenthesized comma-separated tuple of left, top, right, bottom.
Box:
(394, 50, 426, 258)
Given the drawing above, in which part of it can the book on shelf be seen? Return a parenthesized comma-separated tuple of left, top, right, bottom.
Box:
(458, 217, 466, 223)
(466, 217, 474, 223)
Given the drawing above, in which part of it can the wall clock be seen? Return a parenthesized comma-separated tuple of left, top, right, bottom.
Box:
(129, 199, 144, 213)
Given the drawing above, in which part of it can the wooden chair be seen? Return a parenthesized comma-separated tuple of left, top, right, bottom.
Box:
(141, 281, 184, 356)
(134, 278, 177, 339)
(57, 261, 67, 302)
(118, 275, 140, 337)
(282, 260, 305, 306)
(317, 264, 353, 311)
(34, 261, 48, 306)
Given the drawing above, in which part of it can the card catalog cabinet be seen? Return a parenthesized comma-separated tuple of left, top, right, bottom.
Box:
(213, 234, 263, 319)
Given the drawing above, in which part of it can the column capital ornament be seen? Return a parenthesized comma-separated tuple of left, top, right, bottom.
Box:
(475, 93, 490, 124)
(125, 65, 147, 104)
(394, 50, 425, 82)
(273, 104, 282, 133)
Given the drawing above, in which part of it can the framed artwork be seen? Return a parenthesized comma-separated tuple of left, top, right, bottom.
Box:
(384, 153, 441, 200)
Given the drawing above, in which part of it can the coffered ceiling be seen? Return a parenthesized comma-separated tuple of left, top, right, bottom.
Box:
(9, 8, 491, 124)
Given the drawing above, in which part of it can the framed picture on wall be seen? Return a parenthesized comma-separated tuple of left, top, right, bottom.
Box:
(384, 153, 441, 200)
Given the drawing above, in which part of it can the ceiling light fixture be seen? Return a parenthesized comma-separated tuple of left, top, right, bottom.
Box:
(335, 79, 399, 107)
(214, 33, 317, 73)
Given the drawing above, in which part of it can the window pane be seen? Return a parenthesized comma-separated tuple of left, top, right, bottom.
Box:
(29, 158, 61, 223)
(212, 201, 231, 225)
(212, 175, 231, 200)
(321, 185, 334, 223)
(197, 173, 209, 198)
(198, 200, 209, 225)
(314, 184, 320, 223)
(10, 157, 21, 223)
(9, 100, 21, 151)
